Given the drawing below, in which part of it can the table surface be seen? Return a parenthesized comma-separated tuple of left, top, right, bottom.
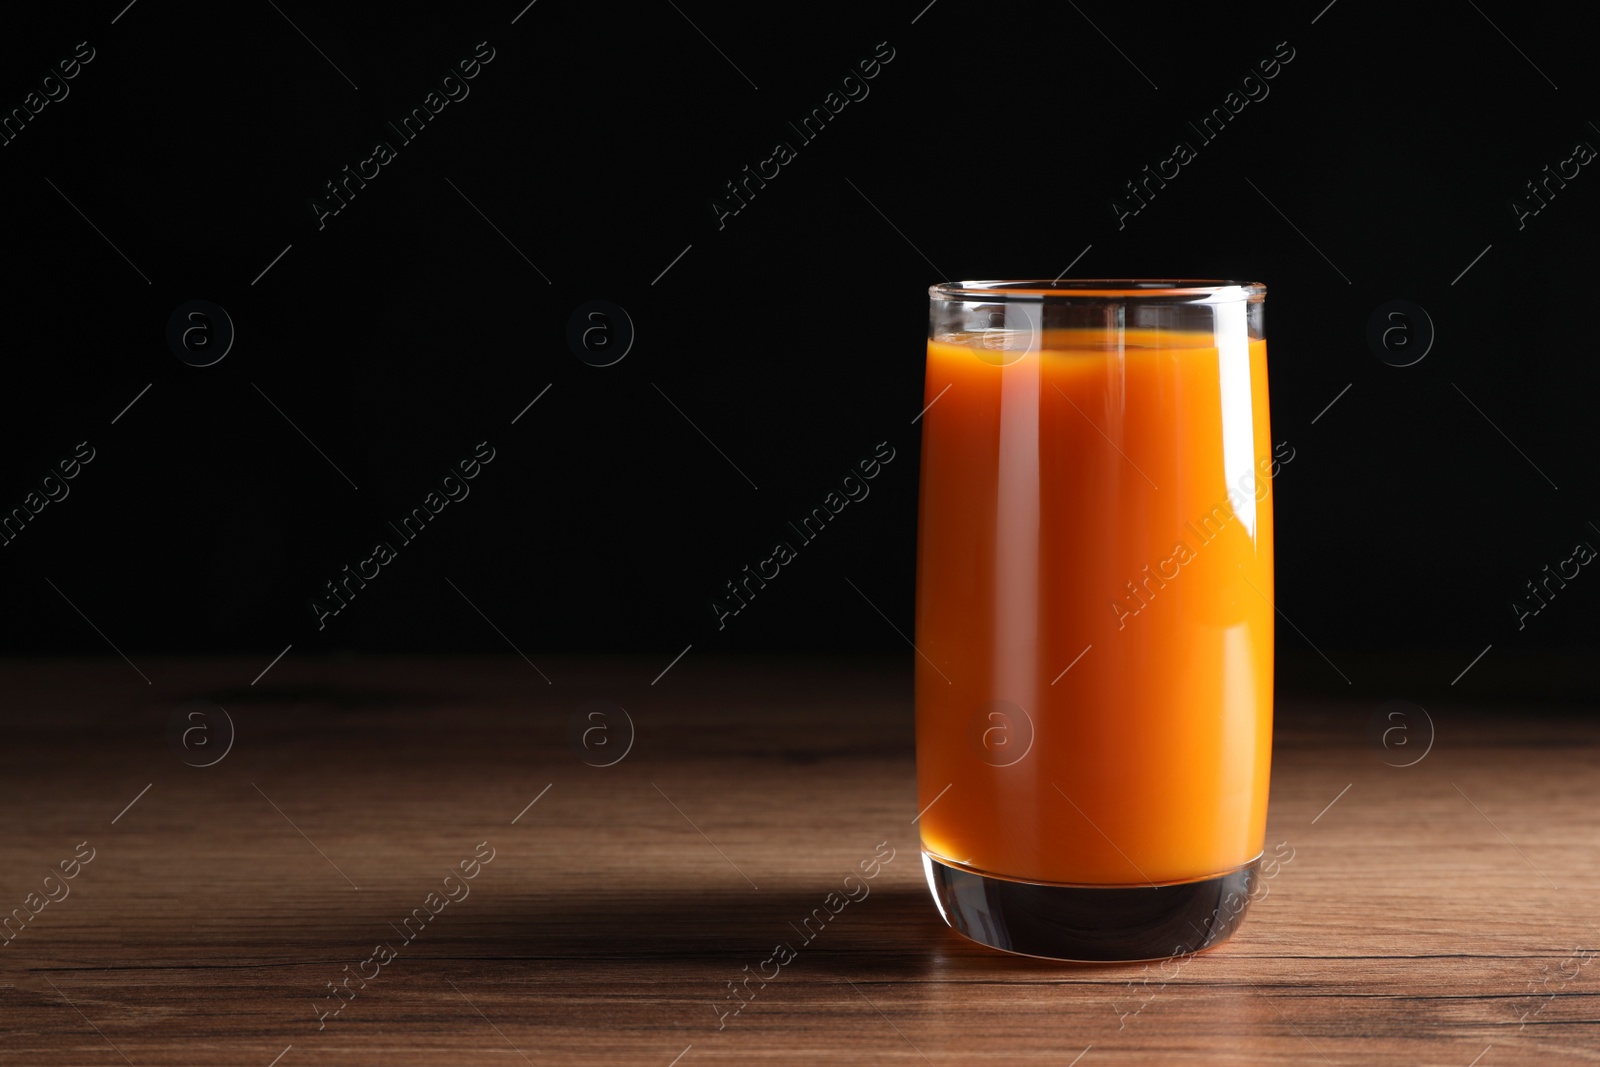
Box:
(0, 656, 1594, 1066)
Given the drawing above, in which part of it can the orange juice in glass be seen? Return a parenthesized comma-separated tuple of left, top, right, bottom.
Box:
(915, 280, 1275, 961)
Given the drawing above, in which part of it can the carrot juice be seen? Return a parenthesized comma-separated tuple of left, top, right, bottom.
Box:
(915, 283, 1275, 918)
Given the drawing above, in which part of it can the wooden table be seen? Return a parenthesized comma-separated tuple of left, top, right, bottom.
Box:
(1, 656, 1594, 1065)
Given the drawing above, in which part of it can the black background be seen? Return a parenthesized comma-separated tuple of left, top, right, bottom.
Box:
(1, 0, 1595, 689)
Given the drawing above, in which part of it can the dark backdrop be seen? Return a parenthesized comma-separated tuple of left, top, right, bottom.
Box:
(1, 1, 1594, 688)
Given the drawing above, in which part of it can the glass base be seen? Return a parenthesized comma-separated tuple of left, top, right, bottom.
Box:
(922, 851, 1261, 962)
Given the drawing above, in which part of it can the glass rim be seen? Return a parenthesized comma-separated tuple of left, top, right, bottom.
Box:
(930, 279, 1266, 303)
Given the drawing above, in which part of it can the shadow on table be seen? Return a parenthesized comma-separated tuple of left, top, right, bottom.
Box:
(310, 885, 1139, 979)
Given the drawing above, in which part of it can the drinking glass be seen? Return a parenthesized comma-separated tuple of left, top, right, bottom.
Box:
(915, 279, 1275, 961)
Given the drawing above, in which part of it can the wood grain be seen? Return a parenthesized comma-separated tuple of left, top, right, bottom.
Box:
(1, 655, 1596, 1065)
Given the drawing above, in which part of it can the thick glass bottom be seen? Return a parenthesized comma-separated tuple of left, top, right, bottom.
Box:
(922, 851, 1261, 962)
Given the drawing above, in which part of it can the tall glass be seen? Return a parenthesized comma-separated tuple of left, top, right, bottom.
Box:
(915, 280, 1275, 961)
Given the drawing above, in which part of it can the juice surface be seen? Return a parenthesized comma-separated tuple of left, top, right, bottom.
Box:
(914, 327, 1274, 886)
